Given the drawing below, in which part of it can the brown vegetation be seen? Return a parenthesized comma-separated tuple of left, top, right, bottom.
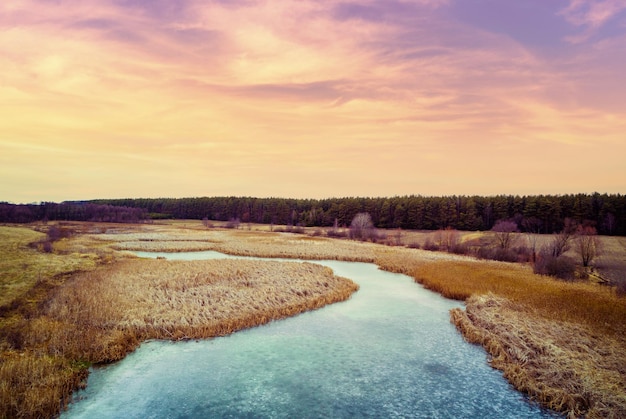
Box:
(0, 224, 358, 419)
(451, 294, 626, 418)
(375, 252, 626, 417)
(41, 259, 357, 362)
(2, 221, 626, 418)
(97, 225, 381, 261)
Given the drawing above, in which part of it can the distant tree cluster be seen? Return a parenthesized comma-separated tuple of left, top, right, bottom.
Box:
(2, 194, 624, 235)
(88, 194, 626, 235)
(0, 202, 146, 224)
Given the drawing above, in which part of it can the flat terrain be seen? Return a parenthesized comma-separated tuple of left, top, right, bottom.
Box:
(1, 221, 625, 418)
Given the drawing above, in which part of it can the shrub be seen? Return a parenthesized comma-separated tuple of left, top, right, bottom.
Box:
(224, 218, 240, 229)
(493, 249, 521, 263)
(534, 252, 576, 280)
(349, 213, 374, 241)
(476, 246, 496, 260)
(475, 245, 531, 263)
(47, 225, 72, 242)
(422, 239, 439, 251)
(42, 240, 53, 253)
(449, 243, 469, 255)
(326, 229, 347, 238)
(512, 245, 532, 263)
(291, 225, 306, 234)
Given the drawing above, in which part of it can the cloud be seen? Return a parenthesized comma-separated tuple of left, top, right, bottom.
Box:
(559, 0, 626, 42)
(1, 0, 625, 201)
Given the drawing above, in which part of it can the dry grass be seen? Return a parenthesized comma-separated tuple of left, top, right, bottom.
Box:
(95, 224, 382, 261)
(3, 221, 626, 418)
(41, 259, 357, 362)
(452, 294, 626, 418)
(375, 251, 626, 417)
(0, 352, 88, 418)
(0, 226, 99, 308)
(0, 230, 358, 419)
(407, 261, 626, 338)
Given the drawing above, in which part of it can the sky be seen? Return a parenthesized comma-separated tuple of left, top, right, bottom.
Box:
(1, 0, 625, 203)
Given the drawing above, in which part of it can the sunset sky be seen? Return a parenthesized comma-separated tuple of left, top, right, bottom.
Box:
(1, 0, 625, 203)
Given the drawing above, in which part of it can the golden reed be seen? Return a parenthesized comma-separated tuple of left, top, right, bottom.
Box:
(1, 257, 357, 418)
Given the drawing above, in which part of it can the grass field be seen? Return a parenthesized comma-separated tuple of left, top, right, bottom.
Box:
(1, 221, 625, 418)
(0, 226, 100, 308)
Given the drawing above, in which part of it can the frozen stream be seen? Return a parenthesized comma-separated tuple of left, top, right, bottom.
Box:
(63, 251, 557, 418)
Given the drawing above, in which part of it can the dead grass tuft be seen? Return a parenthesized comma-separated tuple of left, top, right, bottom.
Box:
(451, 294, 626, 418)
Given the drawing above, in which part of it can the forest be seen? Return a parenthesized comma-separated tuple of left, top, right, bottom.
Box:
(2, 193, 623, 235)
(0, 202, 146, 224)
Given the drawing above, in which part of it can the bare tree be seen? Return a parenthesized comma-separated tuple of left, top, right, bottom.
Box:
(575, 225, 602, 267)
(492, 219, 519, 250)
(393, 228, 403, 246)
(349, 213, 374, 241)
(522, 217, 542, 262)
(549, 218, 577, 257)
(438, 227, 460, 251)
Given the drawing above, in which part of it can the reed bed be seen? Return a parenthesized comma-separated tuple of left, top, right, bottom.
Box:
(4, 222, 626, 418)
(44, 259, 358, 361)
(0, 351, 88, 419)
(376, 251, 626, 417)
(102, 227, 382, 261)
(451, 294, 626, 418)
(405, 260, 626, 338)
(1, 258, 357, 418)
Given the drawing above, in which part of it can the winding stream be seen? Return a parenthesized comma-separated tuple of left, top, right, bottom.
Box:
(63, 251, 558, 418)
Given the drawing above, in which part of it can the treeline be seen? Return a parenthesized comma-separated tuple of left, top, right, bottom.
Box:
(0, 202, 146, 224)
(88, 193, 626, 235)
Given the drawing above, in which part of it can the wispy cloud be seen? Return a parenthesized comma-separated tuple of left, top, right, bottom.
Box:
(559, 0, 626, 43)
(1, 0, 625, 201)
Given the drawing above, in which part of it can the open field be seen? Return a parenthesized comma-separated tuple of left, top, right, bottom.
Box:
(1, 220, 626, 417)
(0, 226, 100, 308)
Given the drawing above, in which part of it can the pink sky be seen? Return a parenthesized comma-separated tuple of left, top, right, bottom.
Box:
(1, 0, 625, 203)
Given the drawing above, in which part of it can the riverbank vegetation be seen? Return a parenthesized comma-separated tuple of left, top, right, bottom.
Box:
(1, 220, 625, 417)
(376, 253, 626, 417)
(0, 223, 357, 418)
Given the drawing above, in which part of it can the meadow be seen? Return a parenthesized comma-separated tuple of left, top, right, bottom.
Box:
(1, 221, 625, 417)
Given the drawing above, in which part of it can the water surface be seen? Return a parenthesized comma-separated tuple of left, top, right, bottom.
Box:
(64, 252, 557, 418)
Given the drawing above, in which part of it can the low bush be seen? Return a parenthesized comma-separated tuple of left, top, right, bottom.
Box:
(533, 253, 576, 280)
(369, 230, 387, 244)
(326, 229, 347, 238)
(422, 240, 439, 251)
(224, 218, 240, 229)
(449, 243, 469, 255)
(475, 245, 531, 263)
